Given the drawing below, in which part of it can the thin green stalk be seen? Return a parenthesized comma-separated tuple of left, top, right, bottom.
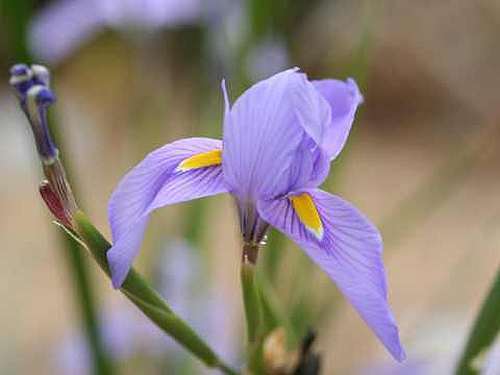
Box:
(240, 243, 265, 374)
(62, 236, 113, 374)
(72, 212, 239, 375)
(455, 268, 500, 375)
(2, 2, 111, 373)
(47, 119, 113, 374)
(241, 261, 261, 344)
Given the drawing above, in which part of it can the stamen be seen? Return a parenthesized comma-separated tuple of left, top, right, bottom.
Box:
(176, 149, 222, 172)
(290, 193, 324, 240)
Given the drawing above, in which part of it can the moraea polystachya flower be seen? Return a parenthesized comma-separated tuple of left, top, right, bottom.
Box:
(108, 68, 406, 361)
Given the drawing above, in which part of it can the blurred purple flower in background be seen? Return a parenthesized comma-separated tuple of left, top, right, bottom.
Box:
(29, 0, 202, 63)
(55, 240, 238, 374)
(55, 302, 164, 375)
(106, 68, 405, 360)
(245, 37, 290, 81)
(154, 240, 239, 364)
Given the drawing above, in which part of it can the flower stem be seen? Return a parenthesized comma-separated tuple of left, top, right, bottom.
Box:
(241, 243, 266, 373)
(241, 243, 261, 343)
(71, 211, 239, 375)
(45, 117, 112, 374)
(3, 2, 112, 372)
(455, 267, 500, 374)
(61, 235, 113, 375)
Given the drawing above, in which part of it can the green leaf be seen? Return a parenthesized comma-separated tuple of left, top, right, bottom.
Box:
(455, 268, 500, 375)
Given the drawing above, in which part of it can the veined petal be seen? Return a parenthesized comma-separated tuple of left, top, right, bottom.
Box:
(291, 73, 331, 149)
(107, 137, 226, 287)
(257, 189, 405, 361)
(222, 69, 332, 201)
(312, 78, 363, 160)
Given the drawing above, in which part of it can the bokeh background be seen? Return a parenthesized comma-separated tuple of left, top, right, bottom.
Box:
(1, 0, 499, 374)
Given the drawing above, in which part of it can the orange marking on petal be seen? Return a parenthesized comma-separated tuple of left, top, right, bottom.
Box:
(290, 193, 324, 240)
(176, 149, 222, 171)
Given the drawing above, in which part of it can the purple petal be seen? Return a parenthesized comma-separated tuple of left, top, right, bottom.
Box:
(222, 69, 332, 201)
(312, 78, 363, 160)
(257, 189, 405, 361)
(107, 137, 226, 287)
(291, 73, 331, 149)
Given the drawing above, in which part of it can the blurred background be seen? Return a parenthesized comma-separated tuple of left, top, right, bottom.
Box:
(1, 0, 499, 374)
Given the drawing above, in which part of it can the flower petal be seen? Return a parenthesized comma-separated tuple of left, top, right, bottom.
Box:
(222, 69, 331, 201)
(312, 78, 363, 160)
(257, 189, 405, 361)
(107, 137, 226, 287)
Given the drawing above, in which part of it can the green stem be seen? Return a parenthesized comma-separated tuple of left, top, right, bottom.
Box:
(455, 268, 500, 375)
(47, 121, 113, 374)
(61, 236, 113, 374)
(72, 212, 239, 375)
(241, 244, 262, 344)
(240, 243, 266, 374)
(2, 2, 111, 372)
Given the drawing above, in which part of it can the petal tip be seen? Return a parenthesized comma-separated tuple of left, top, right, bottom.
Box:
(393, 346, 407, 362)
(386, 326, 406, 362)
(346, 77, 364, 104)
(221, 78, 230, 108)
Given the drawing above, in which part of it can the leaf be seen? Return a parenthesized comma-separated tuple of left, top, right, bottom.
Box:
(456, 268, 500, 375)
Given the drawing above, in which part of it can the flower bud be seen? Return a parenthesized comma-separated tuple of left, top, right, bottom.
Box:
(39, 180, 72, 227)
(9, 64, 58, 162)
(10, 63, 77, 226)
(263, 328, 298, 374)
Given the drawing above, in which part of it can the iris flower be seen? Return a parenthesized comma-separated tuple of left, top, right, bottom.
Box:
(108, 68, 405, 360)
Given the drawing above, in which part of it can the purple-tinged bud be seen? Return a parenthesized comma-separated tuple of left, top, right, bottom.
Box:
(10, 63, 30, 76)
(9, 63, 34, 99)
(10, 63, 77, 226)
(25, 84, 58, 162)
(31, 64, 51, 87)
(39, 180, 72, 227)
(9, 63, 51, 102)
(9, 63, 58, 161)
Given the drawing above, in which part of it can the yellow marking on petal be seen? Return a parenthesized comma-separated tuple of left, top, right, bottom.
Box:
(176, 149, 222, 172)
(290, 193, 324, 240)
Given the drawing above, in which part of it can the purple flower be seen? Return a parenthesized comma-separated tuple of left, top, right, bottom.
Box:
(107, 68, 405, 361)
(29, 0, 202, 63)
